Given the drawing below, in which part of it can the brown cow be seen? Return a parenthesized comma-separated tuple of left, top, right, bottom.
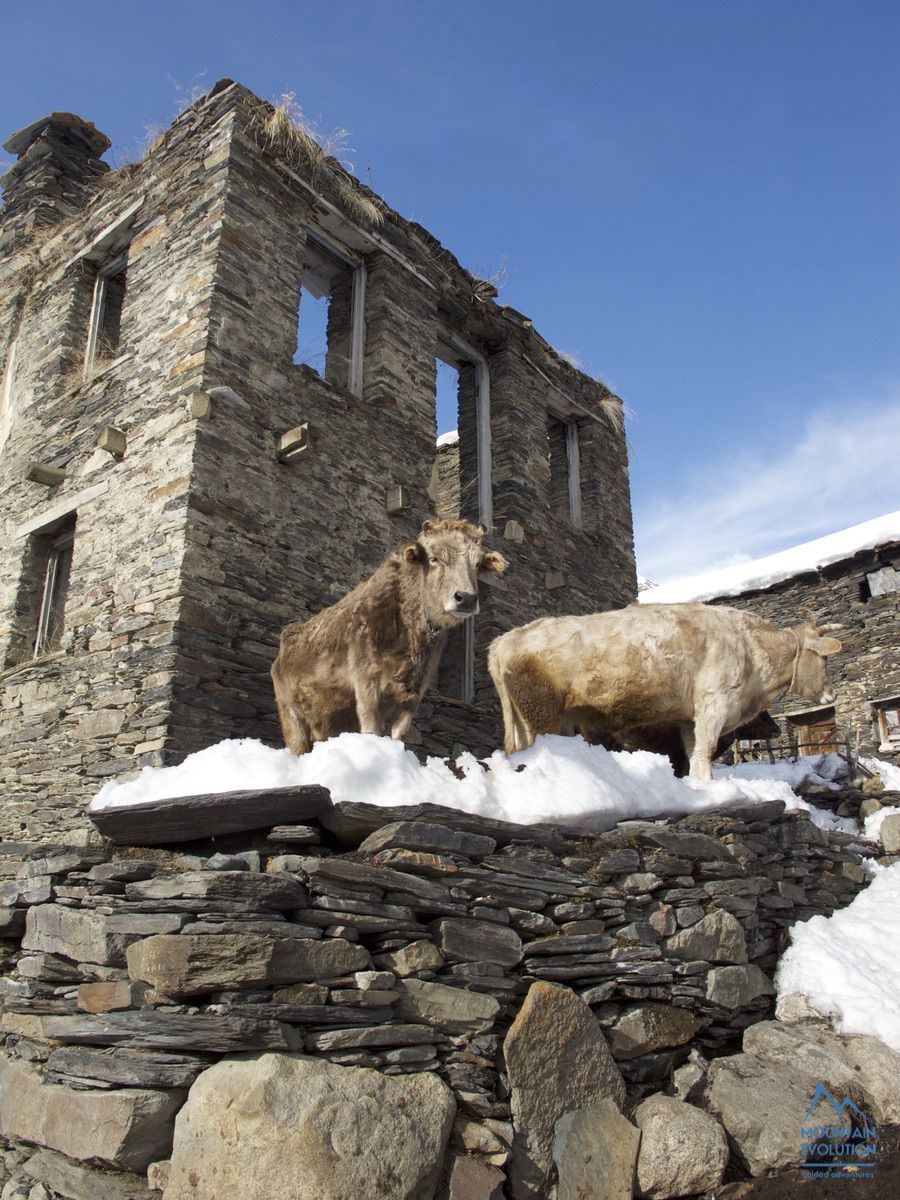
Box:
(272, 518, 507, 755)
(488, 602, 842, 780)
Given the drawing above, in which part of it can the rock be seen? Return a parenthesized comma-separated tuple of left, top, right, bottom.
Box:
(879, 813, 900, 853)
(0, 1055, 183, 1172)
(77, 981, 148, 1013)
(705, 964, 774, 1008)
(125, 871, 306, 908)
(22, 907, 184, 966)
(663, 910, 748, 964)
(359, 821, 497, 859)
(742, 1021, 900, 1123)
(394, 978, 500, 1035)
(671, 1048, 708, 1101)
(163, 1052, 455, 1199)
(2, 1011, 298, 1053)
(701, 1048, 872, 1175)
(147, 1160, 170, 1192)
(552, 1099, 639, 1200)
(45, 1046, 207, 1089)
(23, 1149, 155, 1200)
(304, 1024, 439, 1052)
(126, 934, 370, 997)
(633, 1094, 728, 1198)
(503, 982, 625, 1199)
(608, 1003, 701, 1061)
(440, 1154, 505, 1200)
(433, 919, 523, 966)
(374, 940, 446, 976)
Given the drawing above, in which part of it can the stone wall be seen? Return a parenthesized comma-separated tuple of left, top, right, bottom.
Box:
(0, 81, 637, 841)
(711, 541, 900, 759)
(0, 781, 889, 1198)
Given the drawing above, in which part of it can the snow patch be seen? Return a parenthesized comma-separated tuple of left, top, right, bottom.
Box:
(776, 862, 900, 1052)
(639, 510, 900, 603)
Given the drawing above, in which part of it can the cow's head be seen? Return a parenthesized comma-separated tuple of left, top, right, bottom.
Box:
(404, 518, 507, 629)
(792, 623, 843, 704)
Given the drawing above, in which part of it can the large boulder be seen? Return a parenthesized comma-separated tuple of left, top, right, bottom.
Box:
(633, 1094, 728, 1198)
(503, 982, 625, 1199)
(552, 1099, 639, 1200)
(163, 1052, 455, 1200)
(742, 1021, 900, 1124)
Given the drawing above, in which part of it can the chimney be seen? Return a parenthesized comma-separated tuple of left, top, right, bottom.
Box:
(1, 112, 111, 234)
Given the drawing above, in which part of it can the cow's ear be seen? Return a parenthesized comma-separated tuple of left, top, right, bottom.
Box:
(806, 633, 842, 656)
(403, 540, 425, 564)
(479, 550, 508, 574)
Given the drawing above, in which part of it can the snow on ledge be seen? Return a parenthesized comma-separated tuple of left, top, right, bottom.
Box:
(639, 510, 900, 604)
(88, 733, 850, 836)
(436, 429, 459, 448)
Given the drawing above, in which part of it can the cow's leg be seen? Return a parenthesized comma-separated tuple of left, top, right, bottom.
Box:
(683, 718, 717, 781)
(353, 681, 385, 736)
(276, 698, 312, 757)
(389, 703, 417, 741)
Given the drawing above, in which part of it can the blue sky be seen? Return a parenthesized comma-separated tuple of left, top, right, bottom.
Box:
(3, 0, 898, 581)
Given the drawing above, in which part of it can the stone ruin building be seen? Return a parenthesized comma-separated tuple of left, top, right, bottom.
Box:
(0, 80, 636, 840)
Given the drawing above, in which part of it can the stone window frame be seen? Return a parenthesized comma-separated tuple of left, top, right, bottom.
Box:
(295, 229, 367, 398)
(872, 698, 900, 754)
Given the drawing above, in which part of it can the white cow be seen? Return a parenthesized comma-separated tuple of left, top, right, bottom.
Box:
(487, 603, 842, 780)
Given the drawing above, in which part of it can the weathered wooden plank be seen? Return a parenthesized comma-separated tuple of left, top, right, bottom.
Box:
(88, 785, 332, 845)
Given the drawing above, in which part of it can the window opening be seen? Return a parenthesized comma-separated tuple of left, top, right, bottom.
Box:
(431, 334, 491, 705)
(874, 701, 900, 752)
(33, 516, 76, 658)
(293, 232, 365, 396)
(547, 415, 582, 528)
(85, 254, 128, 370)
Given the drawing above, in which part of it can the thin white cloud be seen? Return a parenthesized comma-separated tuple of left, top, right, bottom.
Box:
(634, 392, 900, 583)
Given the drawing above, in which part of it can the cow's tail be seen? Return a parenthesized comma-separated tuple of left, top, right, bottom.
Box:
(488, 639, 538, 755)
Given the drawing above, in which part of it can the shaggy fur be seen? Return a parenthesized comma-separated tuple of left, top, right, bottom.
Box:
(272, 519, 506, 755)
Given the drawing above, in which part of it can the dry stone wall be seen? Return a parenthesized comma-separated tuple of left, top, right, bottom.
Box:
(0, 783, 889, 1198)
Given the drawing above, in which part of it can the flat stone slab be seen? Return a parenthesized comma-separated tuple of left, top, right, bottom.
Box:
(2, 1010, 299, 1053)
(0, 1054, 183, 1171)
(320, 800, 571, 851)
(88, 785, 331, 845)
(24, 1148, 156, 1200)
(45, 1045, 208, 1089)
(127, 933, 370, 997)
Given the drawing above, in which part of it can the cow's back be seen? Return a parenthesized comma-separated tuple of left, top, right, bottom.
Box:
(491, 603, 765, 728)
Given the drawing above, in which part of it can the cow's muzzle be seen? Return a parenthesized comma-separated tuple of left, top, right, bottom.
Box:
(447, 591, 479, 616)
